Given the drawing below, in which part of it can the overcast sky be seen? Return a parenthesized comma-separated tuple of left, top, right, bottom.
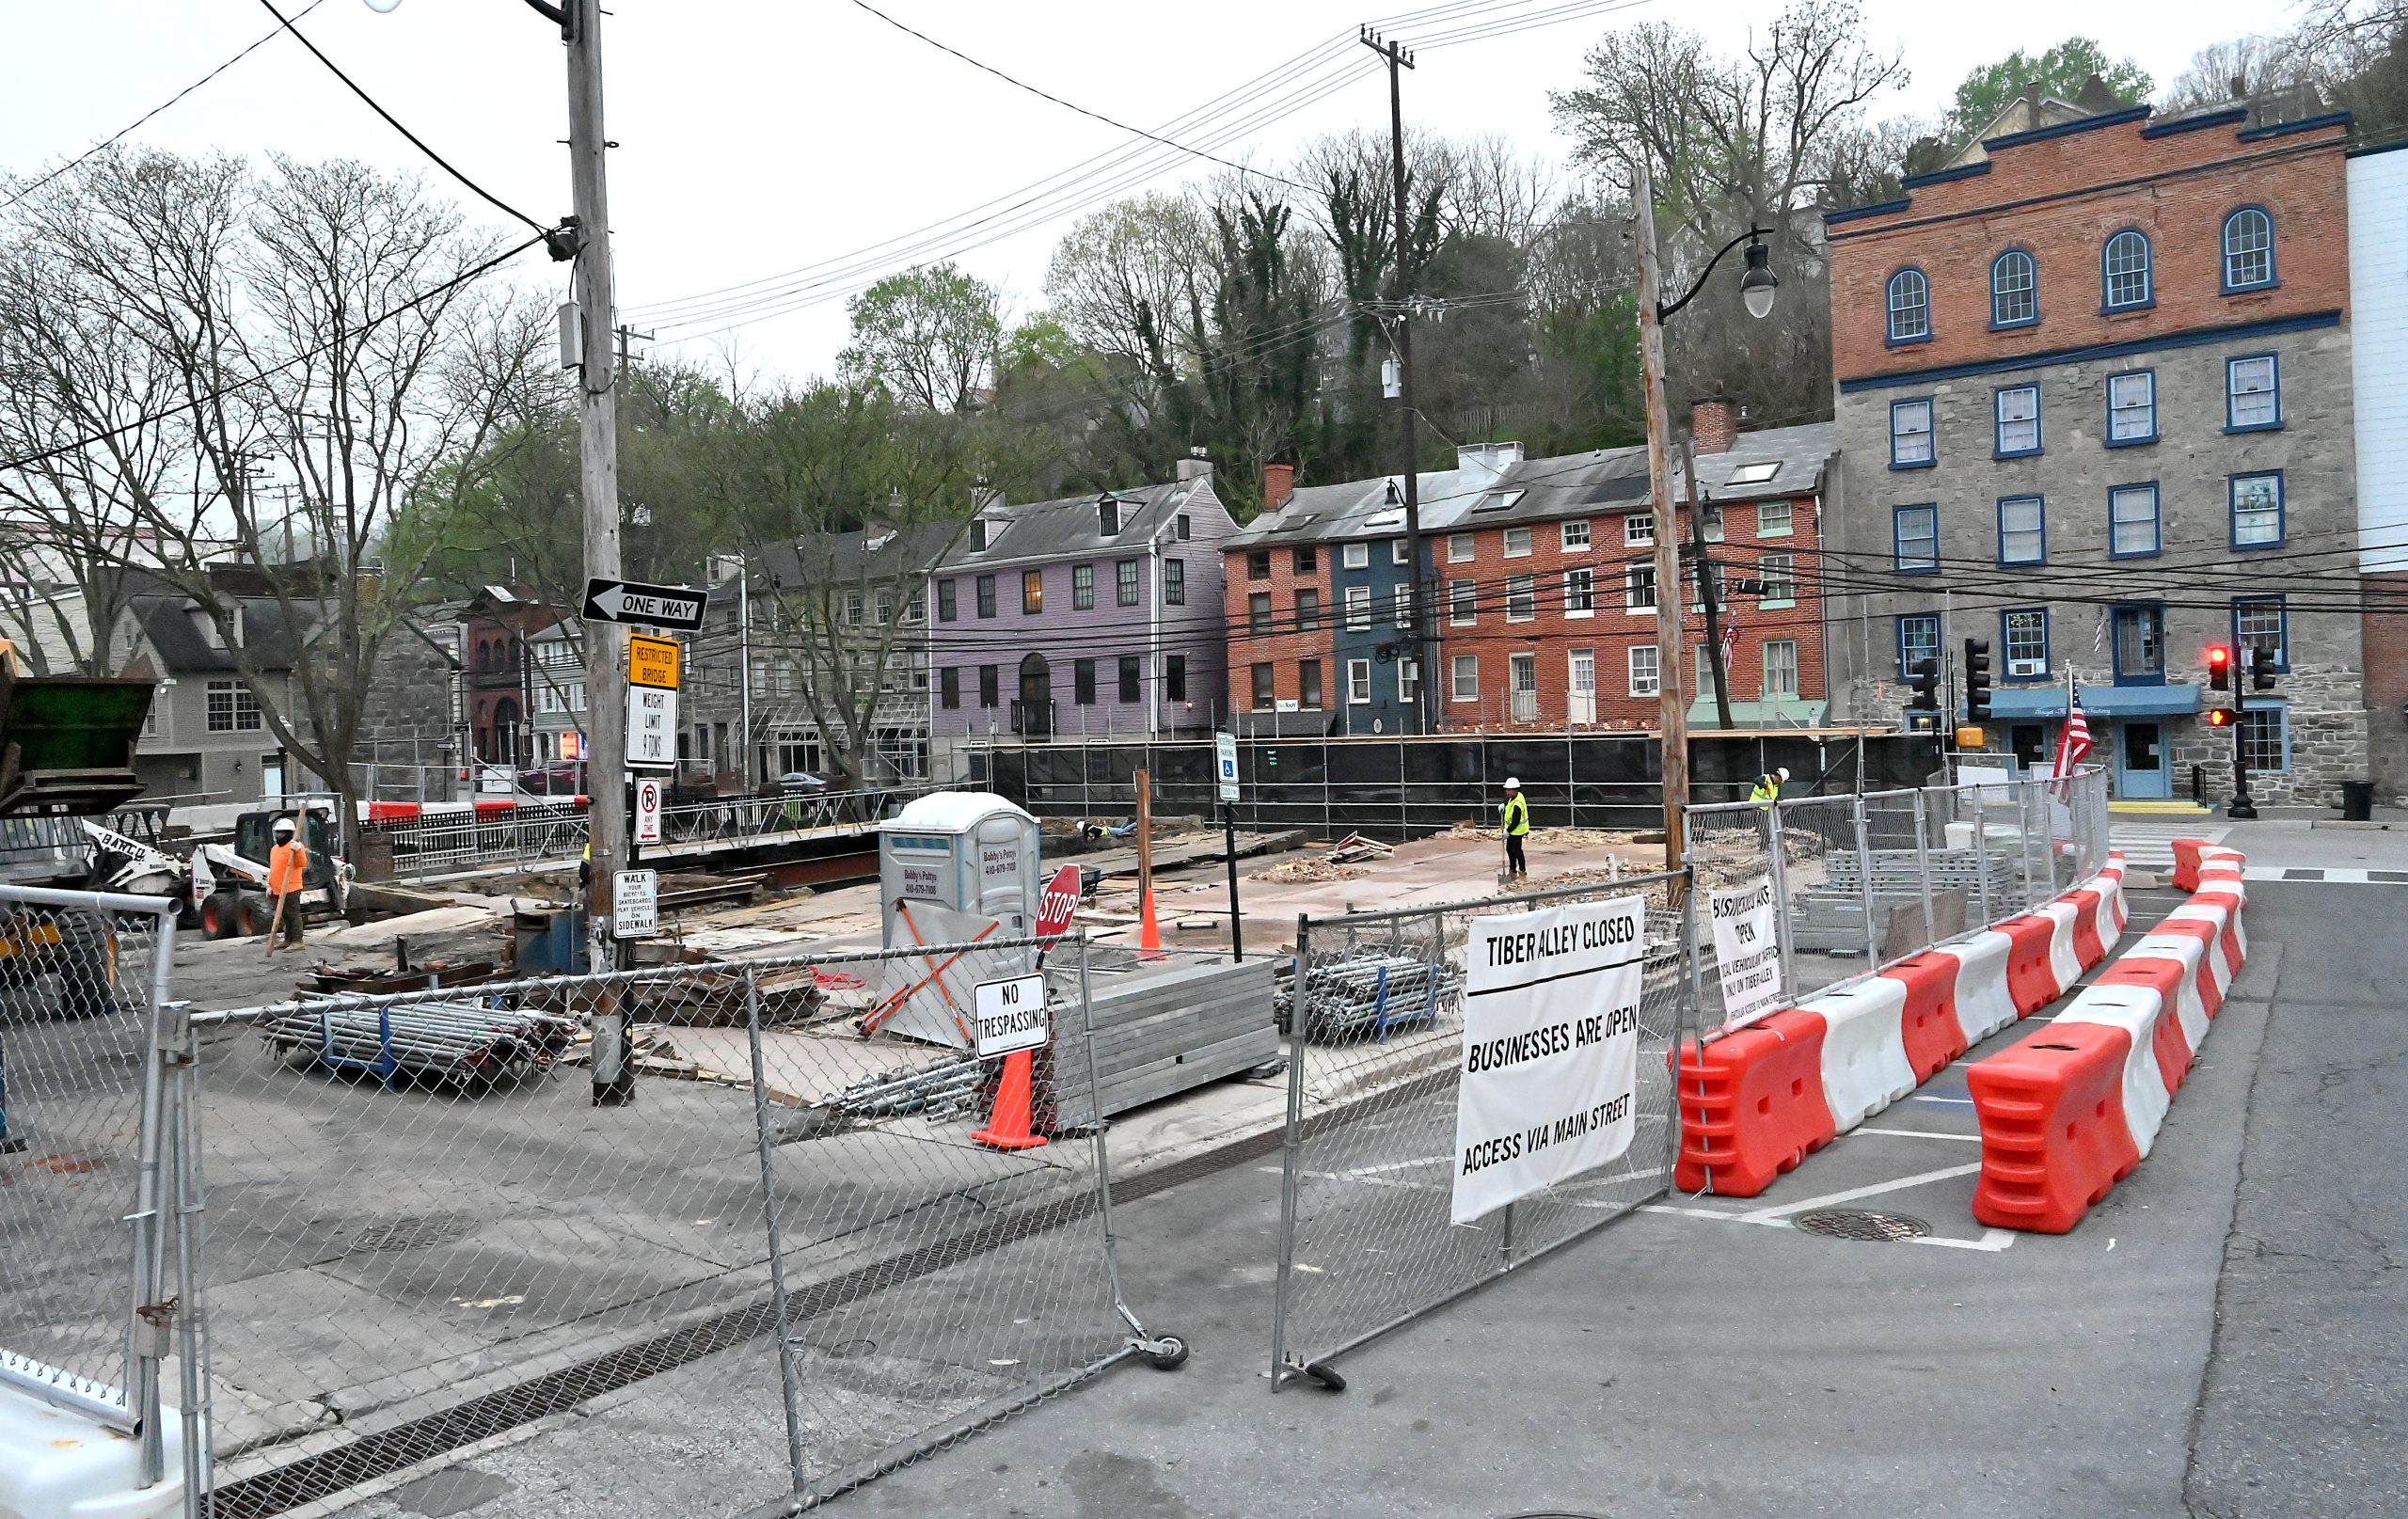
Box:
(3, 0, 2286, 383)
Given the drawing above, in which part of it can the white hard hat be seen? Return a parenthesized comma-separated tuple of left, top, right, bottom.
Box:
(273, 816, 296, 833)
(1503, 776, 1521, 789)
(1777, 767, 1792, 781)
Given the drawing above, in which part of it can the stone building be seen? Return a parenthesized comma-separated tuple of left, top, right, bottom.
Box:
(1821, 86, 2365, 805)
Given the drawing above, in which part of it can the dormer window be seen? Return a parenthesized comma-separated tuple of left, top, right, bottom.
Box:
(1098, 497, 1121, 536)
(969, 519, 991, 551)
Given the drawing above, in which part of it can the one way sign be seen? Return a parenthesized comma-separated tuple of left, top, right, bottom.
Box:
(582, 578, 709, 632)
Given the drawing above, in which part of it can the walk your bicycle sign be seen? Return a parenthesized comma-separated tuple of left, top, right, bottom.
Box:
(1450, 894, 1644, 1225)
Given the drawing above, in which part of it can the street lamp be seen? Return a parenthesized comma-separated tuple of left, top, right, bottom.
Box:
(1629, 166, 1782, 876)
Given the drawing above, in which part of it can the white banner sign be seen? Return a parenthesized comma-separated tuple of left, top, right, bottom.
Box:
(1451, 894, 1645, 1226)
(973, 973, 1048, 1057)
(613, 869, 657, 939)
(1708, 878, 1784, 1032)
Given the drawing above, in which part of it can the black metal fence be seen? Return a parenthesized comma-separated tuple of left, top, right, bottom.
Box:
(977, 731, 1944, 834)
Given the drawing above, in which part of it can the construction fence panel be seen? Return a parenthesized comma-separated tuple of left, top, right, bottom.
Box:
(0, 883, 179, 1444)
(1684, 803, 1783, 1034)
(1269, 871, 1692, 1387)
(184, 935, 1172, 1518)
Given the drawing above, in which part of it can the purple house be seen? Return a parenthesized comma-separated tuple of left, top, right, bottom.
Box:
(927, 459, 1238, 767)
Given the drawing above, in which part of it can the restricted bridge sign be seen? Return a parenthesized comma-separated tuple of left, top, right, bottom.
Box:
(583, 578, 708, 632)
(973, 973, 1048, 1057)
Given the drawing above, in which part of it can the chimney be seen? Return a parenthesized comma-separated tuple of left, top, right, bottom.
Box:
(1263, 463, 1296, 511)
(1455, 441, 1525, 481)
(1691, 391, 1739, 456)
(1177, 445, 1213, 483)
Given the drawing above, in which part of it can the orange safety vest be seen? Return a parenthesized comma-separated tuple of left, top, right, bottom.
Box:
(268, 840, 309, 896)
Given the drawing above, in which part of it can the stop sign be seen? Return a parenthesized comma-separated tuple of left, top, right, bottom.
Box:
(1035, 862, 1082, 948)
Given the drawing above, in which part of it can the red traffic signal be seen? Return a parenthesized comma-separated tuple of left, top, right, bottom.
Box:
(2205, 706, 2237, 728)
(2207, 645, 2233, 691)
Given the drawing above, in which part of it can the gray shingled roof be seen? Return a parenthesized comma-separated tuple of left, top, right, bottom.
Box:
(129, 593, 303, 672)
(761, 520, 963, 591)
(1228, 454, 1522, 547)
(938, 478, 1211, 570)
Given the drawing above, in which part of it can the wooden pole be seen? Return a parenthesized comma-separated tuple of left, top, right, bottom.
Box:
(1634, 160, 1690, 874)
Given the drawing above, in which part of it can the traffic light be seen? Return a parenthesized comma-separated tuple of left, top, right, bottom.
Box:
(2207, 645, 2232, 691)
(2248, 645, 2276, 692)
(2204, 706, 2237, 728)
(1963, 638, 1993, 722)
(1908, 657, 1940, 712)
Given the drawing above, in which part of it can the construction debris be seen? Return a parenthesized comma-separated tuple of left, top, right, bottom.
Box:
(1253, 858, 1369, 884)
(1325, 831, 1395, 864)
(1275, 953, 1460, 1042)
(261, 1000, 578, 1086)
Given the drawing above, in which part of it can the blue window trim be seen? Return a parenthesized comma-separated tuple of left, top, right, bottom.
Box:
(1896, 612, 1941, 677)
(1886, 266, 1934, 347)
(1992, 382, 2043, 458)
(1889, 396, 1937, 470)
(1996, 494, 2047, 566)
(2225, 351, 2284, 433)
(2229, 468, 2288, 549)
(1893, 504, 1941, 575)
(2108, 482, 2162, 560)
(2100, 228, 2155, 313)
(2237, 698, 2292, 771)
(2111, 602, 2168, 687)
(1988, 247, 2039, 330)
(2000, 607, 2051, 682)
(2231, 593, 2290, 673)
(2220, 205, 2279, 294)
(2104, 368, 2159, 448)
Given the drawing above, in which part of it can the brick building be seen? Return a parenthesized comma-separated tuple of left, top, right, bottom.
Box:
(1221, 419, 1833, 735)
(1434, 412, 1833, 731)
(1821, 87, 2366, 805)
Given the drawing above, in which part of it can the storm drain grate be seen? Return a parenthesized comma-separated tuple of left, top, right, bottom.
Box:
(1792, 1209, 1930, 1242)
(346, 1215, 476, 1254)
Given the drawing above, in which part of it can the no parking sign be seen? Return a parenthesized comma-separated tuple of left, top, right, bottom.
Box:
(635, 776, 663, 845)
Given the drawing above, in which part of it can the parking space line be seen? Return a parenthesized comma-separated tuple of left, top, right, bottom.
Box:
(1735, 1163, 1985, 1223)
(1640, 1203, 2017, 1252)
(1852, 1127, 1981, 1143)
(1911, 1095, 1976, 1105)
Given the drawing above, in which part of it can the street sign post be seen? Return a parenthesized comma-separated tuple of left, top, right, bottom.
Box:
(583, 578, 708, 632)
(1215, 732, 1244, 962)
(634, 776, 663, 845)
(613, 869, 657, 938)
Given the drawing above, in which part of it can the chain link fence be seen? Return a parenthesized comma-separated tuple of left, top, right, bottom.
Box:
(1684, 765, 2114, 1035)
(0, 882, 182, 1471)
(176, 933, 1181, 1517)
(1268, 870, 1693, 1389)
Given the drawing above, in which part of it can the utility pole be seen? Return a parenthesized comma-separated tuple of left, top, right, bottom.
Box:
(1633, 159, 1690, 872)
(1362, 26, 1434, 735)
(565, 0, 632, 1104)
(1683, 435, 1735, 732)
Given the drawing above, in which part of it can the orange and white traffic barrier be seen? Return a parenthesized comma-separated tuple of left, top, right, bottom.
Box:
(1969, 848, 2248, 1231)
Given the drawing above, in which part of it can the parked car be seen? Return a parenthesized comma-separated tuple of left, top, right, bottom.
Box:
(519, 762, 587, 797)
(775, 771, 831, 793)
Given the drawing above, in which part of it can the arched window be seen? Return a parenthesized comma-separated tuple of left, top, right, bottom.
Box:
(1886, 268, 1930, 343)
(2223, 207, 2275, 291)
(2103, 229, 2152, 310)
(1990, 249, 2036, 327)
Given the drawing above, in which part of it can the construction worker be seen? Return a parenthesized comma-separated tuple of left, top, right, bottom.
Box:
(1500, 777, 1530, 879)
(264, 816, 308, 955)
(1750, 767, 1791, 809)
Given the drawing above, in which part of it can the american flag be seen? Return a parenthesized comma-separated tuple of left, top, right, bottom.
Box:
(2051, 698, 2092, 780)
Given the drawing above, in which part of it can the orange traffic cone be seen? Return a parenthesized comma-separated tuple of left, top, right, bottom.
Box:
(971, 1050, 1047, 1151)
(1137, 883, 1166, 959)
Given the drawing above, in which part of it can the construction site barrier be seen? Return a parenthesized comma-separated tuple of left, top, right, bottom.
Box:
(1966, 1023, 2143, 1234)
(1671, 850, 2125, 1197)
(1970, 846, 2250, 1231)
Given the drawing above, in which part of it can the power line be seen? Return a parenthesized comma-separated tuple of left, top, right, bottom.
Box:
(1, 0, 330, 214)
(0, 232, 548, 474)
(255, 0, 551, 236)
(846, 0, 1317, 195)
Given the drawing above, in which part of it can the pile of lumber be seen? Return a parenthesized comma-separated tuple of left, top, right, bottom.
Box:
(1048, 957, 1278, 1131)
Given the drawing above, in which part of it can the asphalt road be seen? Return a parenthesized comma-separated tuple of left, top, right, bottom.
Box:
(322, 880, 2403, 1519)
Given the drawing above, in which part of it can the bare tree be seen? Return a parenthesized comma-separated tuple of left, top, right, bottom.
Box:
(8, 149, 550, 827)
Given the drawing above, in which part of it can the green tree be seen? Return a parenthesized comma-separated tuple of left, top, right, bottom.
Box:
(1941, 40, 2155, 145)
(837, 262, 1004, 414)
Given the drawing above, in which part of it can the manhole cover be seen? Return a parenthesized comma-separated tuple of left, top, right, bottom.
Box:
(1792, 1209, 1929, 1242)
(349, 1216, 476, 1253)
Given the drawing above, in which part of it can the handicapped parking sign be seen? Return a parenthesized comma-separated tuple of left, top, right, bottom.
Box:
(1216, 732, 1240, 801)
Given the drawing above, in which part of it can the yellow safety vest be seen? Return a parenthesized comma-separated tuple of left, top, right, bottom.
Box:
(1501, 793, 1529, 836)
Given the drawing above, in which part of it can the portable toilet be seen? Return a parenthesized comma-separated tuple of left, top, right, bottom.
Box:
(877, 791, 1042, 949)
